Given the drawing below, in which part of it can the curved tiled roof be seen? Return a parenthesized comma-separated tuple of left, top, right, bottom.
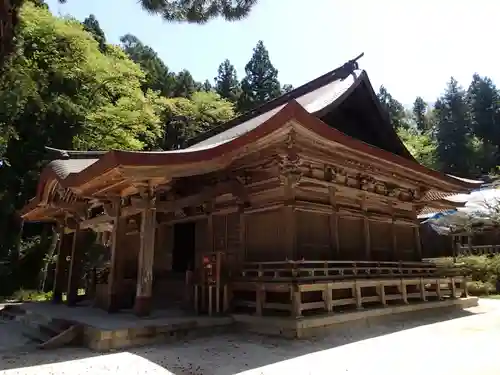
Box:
(190, 71, 363, 149)
(47, 159, 99, 179)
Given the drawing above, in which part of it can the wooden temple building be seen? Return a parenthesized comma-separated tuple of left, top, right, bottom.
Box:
(20, 56, 479, 323)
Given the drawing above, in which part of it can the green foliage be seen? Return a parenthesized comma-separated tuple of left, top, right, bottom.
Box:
(412, 96, 428, 132)
(397, 127, 437, 169)
(120, 34, 177, 97)
(214, 59, 241, 103)
(151, 91, 235, 150)
(434, 78, 475, 176)
(238, 40, 282, 113)
(9, 289, 52, 302)
(135, 0, 257, 23)
(377, 86, 410, 130)
(82, 14, 106, 53)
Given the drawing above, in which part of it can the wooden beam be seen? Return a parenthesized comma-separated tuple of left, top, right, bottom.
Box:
(79, 214, 113, 230)
(156, 180, 243, 213)
(120, 205, 142, 218)
(48, 202, 87, 220)
(93, 179, 129, 196)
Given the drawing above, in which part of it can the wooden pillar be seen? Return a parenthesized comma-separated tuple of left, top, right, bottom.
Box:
(390, 203, 397, 261)
(414, 225, 422, 261)
(362, 196, 370, 260)
(52, 227, 71, 304)
(239, 205, 246, 263)
(283, 173, 298, 260)
(134, 192, 156, 317)
(107, 202, 124, 313)
(66, 227, 84, 307)
(467, 233, 473, 255)
(328, 187, 340, 259)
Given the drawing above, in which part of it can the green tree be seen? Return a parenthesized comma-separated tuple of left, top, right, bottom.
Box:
(152, 91, 235, 150)
(202, 79, 213, 92)
(120, 34, 177, 97)
(467, 74, 500, 172)
(82, 14, 106, 53)
(238, 40, 282, 113)
(397, 127, 437, 169)
(377, 86, 409, 130)
(413, 96, 428, 132)
(282, 84, 294, 94)
(434, 78, 475, 176)
(0, 2, 162, 265)
(136, 0, 257, 23)
(173, 69, 198, 98)
(1, 0, 258, 72)
(214, 59, 241, 103)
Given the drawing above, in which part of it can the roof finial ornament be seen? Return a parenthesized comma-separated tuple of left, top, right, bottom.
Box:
(336, 52, 365, 81)
(45, 146, 69, 160)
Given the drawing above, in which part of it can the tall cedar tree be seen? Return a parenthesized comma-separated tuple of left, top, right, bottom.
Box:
(468, 75, 500, 146)
(238, 40, 281, 113)
(282, 84, 294, 94)
(435, 78, 474, 176)
(82, 14, 106, 53)
(173, 70, 198, 98)
(467, 74, 500, 172)
(120, 34, 177, 97)
(214, 59, 241, 103)
(377, 86, 409, 129)
(412, 96, 428, 133)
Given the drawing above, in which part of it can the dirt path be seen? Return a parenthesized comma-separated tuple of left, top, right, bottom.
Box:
(0, 300, 499, 375)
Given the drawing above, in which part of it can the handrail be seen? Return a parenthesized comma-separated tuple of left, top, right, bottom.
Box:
(456, 244, 500, 256)
(237, 260, 463, 282)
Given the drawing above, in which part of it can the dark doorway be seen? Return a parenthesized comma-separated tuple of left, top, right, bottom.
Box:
(172, 222, 196, 273)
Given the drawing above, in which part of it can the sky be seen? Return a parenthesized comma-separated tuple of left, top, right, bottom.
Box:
(45, 0, 500, 106)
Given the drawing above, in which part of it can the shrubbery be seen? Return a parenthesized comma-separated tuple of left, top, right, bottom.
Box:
(434, 255, 500, 296)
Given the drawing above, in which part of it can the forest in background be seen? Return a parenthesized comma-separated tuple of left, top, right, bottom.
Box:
(1, 0, 500, 296)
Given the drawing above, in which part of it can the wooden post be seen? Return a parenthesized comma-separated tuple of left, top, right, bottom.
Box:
(378, 282, 386, 306)
(134, 190, 156, 317)
(400, 280, 408, 304)
(52, 225, 69, 304)
(467, 233, 473, 256)
(328, 187, 340, 259)
(291, 284, 301, 318)
(239, 206, 246, 263)
(414, 225, 422, 261)
(66, 227, 83, 307)
(354, 281, 362, 310)
(419, 277, 427, 301)
(450, 277, 457, 299)
(107, 202, 123, 313)
(255, 284, 264, 316)
(324, 283, 333, 312)
(390, 203, 398, 261)
(462, 277, 469, 298)
(362, 196, 370, 260)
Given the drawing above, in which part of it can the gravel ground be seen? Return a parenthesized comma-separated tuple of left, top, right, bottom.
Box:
(0, 300, 499, 375)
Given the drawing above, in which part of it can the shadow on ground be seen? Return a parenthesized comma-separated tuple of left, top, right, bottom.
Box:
(0, 306, 483, 375)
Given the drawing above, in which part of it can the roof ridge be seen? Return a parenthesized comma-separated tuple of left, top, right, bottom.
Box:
(186, 53, 364, 147)
(45, 147, 108, 160)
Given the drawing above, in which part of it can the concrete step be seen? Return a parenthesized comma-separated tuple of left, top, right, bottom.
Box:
(0, 305, 25, 321)
(20, 325, 53, 344)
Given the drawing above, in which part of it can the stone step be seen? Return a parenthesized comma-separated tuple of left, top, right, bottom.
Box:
(20, 325, 53, 344)
(0, 305, 25, 321)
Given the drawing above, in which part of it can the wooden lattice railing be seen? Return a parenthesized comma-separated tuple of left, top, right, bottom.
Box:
(238, 260, 464, 282)
(456, 244, 500, 256)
